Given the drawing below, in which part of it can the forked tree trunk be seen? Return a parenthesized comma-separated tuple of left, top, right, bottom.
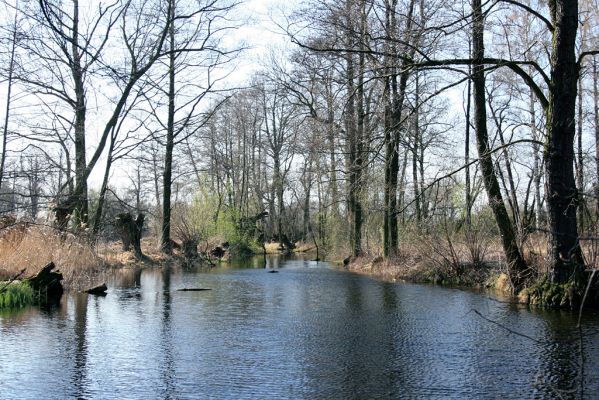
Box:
(116, 213, 145, 259)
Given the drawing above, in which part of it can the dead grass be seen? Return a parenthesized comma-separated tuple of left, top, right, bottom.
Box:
(345, 232, 504, 288)
(0, 223, 106, 290)
(261, 241, 318, 255)
(96, 236, 173, 266)
(0, 224, 182, 291)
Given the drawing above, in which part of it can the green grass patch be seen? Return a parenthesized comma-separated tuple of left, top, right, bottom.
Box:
(0, 282, 35, 309)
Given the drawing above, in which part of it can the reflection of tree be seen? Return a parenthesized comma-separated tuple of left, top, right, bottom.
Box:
(533, 311, 583, 398)
(159, 267, 175, 395)
(71, 293, 88, 398)
(473, 306, 586, 398)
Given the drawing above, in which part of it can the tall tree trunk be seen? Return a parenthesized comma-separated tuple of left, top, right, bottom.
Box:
(326, 81, 339, 218)
(412, 75, 421, 223)
(544, 0, 584, 284)
(303, 160, 313, 241)
(72, 0, 88, 225)
(492, 107, 521, 231)
(418, 130, 427, 220)
(383, 48, 393, 256)
(472, 0, 527, 289)
(92, 131, 115, 234)
(344, 0, 360, 256)
(161, 6, 176, 254)
(576, 77, 584, 233)
(593, 57, 599, 219)
(465, 53, 473, 227)
(530, 86, 543, 229)
(274, 155, 285, 244)
(383, 0, 415, 257)
(352, 2, 367, 258)
(398, 150, 409, 225)
(0, 4, 18, 191)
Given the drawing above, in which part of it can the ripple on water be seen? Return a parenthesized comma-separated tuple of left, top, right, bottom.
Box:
(0, 258, 598, 399)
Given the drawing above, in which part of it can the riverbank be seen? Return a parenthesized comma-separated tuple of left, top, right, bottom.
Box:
(0, 223, 179, 292)
(1, 223, 594, 309)
(343, 254, 504, 290)
(342, 248, 598, 310)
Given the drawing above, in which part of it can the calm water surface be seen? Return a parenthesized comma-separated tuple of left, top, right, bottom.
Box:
(1, 257, 598, 399)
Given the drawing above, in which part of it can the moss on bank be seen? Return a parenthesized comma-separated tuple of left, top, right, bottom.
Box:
(517, 279, 579, 309)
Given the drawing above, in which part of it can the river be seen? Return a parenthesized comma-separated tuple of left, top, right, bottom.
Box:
(1, 256, 598, 399)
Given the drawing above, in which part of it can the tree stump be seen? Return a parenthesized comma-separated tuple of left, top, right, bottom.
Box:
(26, 262, 63, 303)
(182, 238, 199, 260)
(115, 213, 145, 259)
(210, 246, 225, 258)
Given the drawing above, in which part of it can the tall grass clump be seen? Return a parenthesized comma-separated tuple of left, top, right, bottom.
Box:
(0, 282, 34, 309)
(0, 223, 105, 290)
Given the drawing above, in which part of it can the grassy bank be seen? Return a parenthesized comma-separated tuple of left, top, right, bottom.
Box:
(344, 253, 501, 289)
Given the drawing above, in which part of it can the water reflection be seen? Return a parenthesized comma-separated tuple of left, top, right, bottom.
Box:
(0, 257, 598, 399)
(532, 309, 585, 398)
(72, 294, 89, 399)
(160, 266, 175, 398)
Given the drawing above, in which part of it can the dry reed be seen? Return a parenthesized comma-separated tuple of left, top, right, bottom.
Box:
(0, 223, 106, 290)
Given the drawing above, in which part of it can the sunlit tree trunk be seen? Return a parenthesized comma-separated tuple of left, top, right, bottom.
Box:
(576, 77, 584, 233)
(71, 0, 88, 225)
(0, 4, 18, 191)
(161, 3, 176, 254)
(472, 0, 527, 289)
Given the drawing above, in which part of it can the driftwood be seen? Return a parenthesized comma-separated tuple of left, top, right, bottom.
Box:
(267, 270, 279, 273)
(26, 262, 63, 302)
(177, 288, 211, 291)
(85, 283, 108, 295)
